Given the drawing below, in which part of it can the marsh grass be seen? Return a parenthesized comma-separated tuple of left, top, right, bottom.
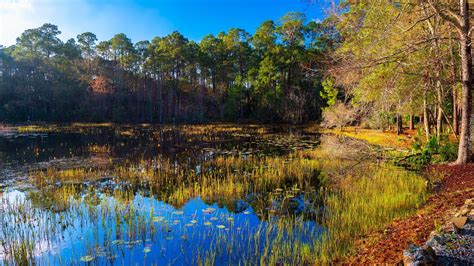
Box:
(1, 126, 428, 264)
(318, 127, 413, 149)
(315, 165, 426, 262)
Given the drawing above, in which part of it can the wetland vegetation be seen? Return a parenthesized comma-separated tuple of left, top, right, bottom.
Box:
(0, 124, 428, 264)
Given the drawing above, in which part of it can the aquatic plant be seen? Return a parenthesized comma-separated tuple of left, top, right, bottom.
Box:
(1, 125, 429, 264)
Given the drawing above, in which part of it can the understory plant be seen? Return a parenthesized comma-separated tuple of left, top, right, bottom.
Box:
(401, 130, 457, 169)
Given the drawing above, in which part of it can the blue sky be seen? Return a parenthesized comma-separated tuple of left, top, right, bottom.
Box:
(0, 0, 332, 46)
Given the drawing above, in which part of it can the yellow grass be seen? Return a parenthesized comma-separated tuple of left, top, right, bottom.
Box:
(316, 126, 414, 149)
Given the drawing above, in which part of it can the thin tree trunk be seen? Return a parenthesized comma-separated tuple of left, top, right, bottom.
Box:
(450, 34, 459, 135)
(426, 13, 443, 143)
(436, 80, 443, 142)
(424, 91, 430, 141)
(453, 87, 459, 135)
(456, 0, 473, 164)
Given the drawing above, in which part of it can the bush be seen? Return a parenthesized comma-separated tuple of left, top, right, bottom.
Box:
(361, 111, 392, 130)
(321, 102, 356, 129)
(403, 131, 457, 168)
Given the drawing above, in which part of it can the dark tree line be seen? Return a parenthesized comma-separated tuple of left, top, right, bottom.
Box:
(0, 12, 335, 124)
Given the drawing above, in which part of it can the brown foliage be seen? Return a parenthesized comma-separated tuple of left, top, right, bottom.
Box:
(89, 75, 113, 94)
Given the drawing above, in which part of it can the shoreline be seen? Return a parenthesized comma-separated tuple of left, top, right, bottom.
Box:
(322, 127, 474, 264)
(349, 164, 474, 264)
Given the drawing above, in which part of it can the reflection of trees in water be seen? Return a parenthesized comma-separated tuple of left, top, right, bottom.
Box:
(1, 124, 320, 171)
(22, 132, 401, 228)
(0, 127, 427, 265)
(22, 135, 330, 223)
(21, 133, 394, 226)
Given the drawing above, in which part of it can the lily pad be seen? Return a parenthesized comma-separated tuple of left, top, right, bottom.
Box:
(202, 207, 216, 214)
(80, 255, 95, 262)
(97, 251, 107, 257)
(153, 216, 165, 222)
(112, 239, 124, 246)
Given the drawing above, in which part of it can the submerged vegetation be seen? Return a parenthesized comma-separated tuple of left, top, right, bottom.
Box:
(0, 124, 427, 264)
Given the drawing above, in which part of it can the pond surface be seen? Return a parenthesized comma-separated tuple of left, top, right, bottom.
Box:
(0, 124, 316, 182)
(0, 124, 426, 264)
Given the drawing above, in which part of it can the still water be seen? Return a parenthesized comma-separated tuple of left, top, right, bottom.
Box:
(1, 124, 327, 265)
(1, 124, 427, 265)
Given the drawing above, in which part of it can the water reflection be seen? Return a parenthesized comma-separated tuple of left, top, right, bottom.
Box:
(0, 189, 322, 264)
(0, 125, 319, 184)
(0, 124, 324, 264)
(0, 125, 426, 264)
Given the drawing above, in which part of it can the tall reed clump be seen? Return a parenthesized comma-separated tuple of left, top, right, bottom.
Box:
(313, 164, 427, 263)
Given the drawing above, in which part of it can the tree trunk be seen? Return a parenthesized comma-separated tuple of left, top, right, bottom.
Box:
(436, 80, 443, 143)
(409, 114, 414, 130)
(456, 0, 473, 164)
(423, 91, 430, 141)
(450, 34, 459, 136)
(396, 114, 403, 135)
(453, 85, 459, 135)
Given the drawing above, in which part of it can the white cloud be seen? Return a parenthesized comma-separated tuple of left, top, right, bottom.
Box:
(0, 0, 173, 46)
(0, 0, 88, 45)
(0, 0, 39, 45)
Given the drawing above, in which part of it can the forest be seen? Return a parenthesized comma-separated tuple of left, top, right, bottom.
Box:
(0, 12, 334, 124)
(1, 1, 474, 265)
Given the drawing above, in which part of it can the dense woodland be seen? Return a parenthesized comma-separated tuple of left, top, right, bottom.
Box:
(0, 12, 335, 124)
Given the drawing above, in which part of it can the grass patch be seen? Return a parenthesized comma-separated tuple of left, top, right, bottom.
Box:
(315, 126, 413, 149)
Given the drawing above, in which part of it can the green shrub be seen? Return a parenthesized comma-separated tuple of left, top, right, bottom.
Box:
(403, 131, 457, 168)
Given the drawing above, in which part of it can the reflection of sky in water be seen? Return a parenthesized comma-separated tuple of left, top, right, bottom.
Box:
(1, 191, 324, 264)
(0, 190, 61, 261)
(0, 126, 323, 264)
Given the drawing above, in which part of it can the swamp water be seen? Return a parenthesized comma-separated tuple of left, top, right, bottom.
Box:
(0, 124, 427, 265)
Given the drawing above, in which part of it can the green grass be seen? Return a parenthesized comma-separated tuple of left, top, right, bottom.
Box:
(317, 126, 413, 149)
(315, 165, 427, 262)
